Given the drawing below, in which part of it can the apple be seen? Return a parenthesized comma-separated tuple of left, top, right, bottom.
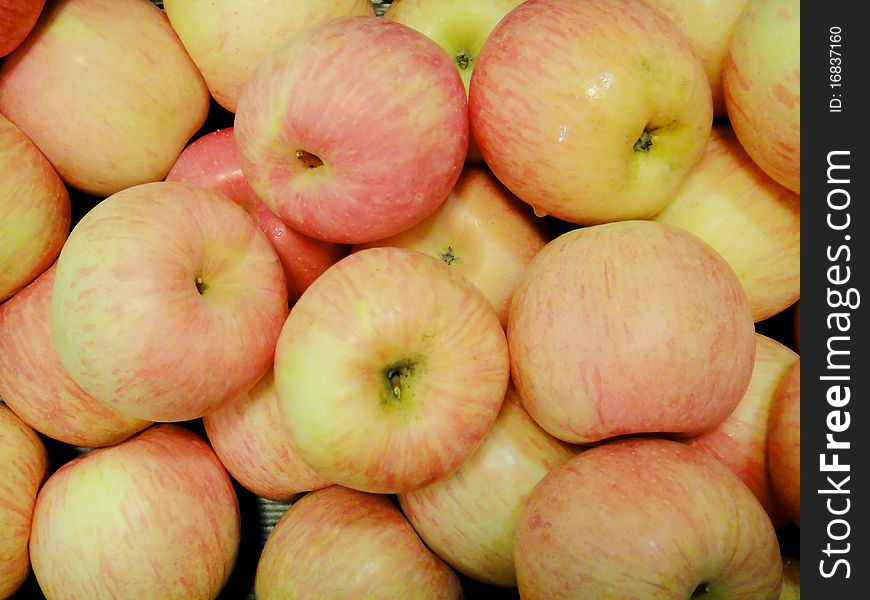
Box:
(398, 387, 576, 586)
(274, 247, 509, 494)
(780, 556, 800, 600)
(509, 220, 756, 444)
(166, 127, 348, 304)
(0, 0, 45, 57)
(235, 16, 468, 244)
(255, 486, 462, 599)
(203, 369, 332, 502)
(469, 0, 712, 224)
(50, 181, 289, 423)
(654, 125, 800, 322)
(768, 358, 800, 525)
(353, 167, 548, 326)
(723, 0, 800, 193)
(640, 0, 750, 117)
(29, 425, 240, 600)
(0, 111, 69, 302)
(383, 0, 526, 163)
(0, 403, 48, 599)
(0, 266, 150, 447)
(0, 0, 209, 196)
(685, 334, 798, 526)
(515, 438, 782, 599)
(163, 0, 374, 113)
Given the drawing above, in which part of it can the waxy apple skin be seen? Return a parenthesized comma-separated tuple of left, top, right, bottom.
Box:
(654, 125, 800, 322)
(515, 439, 782, 599)
(166, 127, 348, 304)
(0, 0, 209, 196)
(274, 247, 509, 494)
(508, 220, 756, 444)
(685, 334, 798, 526)
(203, 369, 331, 501)
(235, 16, 468, 244)
(723, 0, 800, 193)
(51, 181, 289, 423)
(0, 404, 48, 599)
(469, 0, 713, 224)
(398, 388, 576, 586)
(0, 267, 150, 447)
(29, 425, 240, 600)
(164, 0, 374, 113)
(354, 167, 547, 326)
(255, 486, 462, 599)
(0, 0, 45, 57)
(0, 112, 69, 302)
(768, 358, 800, 525)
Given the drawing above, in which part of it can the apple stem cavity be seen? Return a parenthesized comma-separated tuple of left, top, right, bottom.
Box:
(195, 276, 209, 295)
(454, 48, 472, 71)
(295, 149, 324, 169)
(440, 246, 459, 266)
(690, 582, 712, 598)
(633, 129, 654, 152)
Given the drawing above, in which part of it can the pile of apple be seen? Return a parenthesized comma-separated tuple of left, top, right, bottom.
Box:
(0, 0, 800, 598)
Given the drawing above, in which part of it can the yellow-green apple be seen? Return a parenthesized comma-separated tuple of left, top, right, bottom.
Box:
(235, 16, 468, 244)
(166, 127, 348, 304)
(515, 438, 782, 599)
(0, 0, 209, 196)
(685, 334, 798, 526)
(654, 125, 800, 321)
(768, 358, 800, 525)
(51, 181, 288, 422)
(398, 387, 576, 586)
(469, 0, 712, 224)
(163, 0, 374, 113)
(353, 167, 547, 326)
(274, 247, 509, 493)
(384, 0, 526, 163)
(641, 0, 750, 117)
(255, 486, 462, 599)
(0, 267, 150, 447)
(29, 425, 240, 600)
(780, 556, 800, 599)
(508, 220, 755, 444)
(203, 369, 331, 501)
(0, 403, 47, 599)
(0, 0, 45, 57)
(0, 111, 69, 302)
(723, 0, 799, 193)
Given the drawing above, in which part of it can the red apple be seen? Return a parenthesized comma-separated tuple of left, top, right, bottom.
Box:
(203, 369, 331, 501)
(654, 125, 800, 322)
(255, 486, 462, 599)
(29, 425, 240, 600)
(0, 0, 45, 57)
(0, 111, 69, 302)
(50, 181, 289, 422)
(398, 387, 576, 586)
(0, 0, 209, 196)
(274, 247, 509, 494)
(163, 0, 375, 113)
(768, 358, 800, 525)
(354, 167, 548, 326)
(166, 127, 348, 304)
(0, 403, 48, 599)
(515, 438, 782, 599)
(469, 0, 712, 224)
(723, 0, 800, 193)
(509, 220, 756, 444)
(0, 267, 150, 447)
(685, 334, 798, 526)
(235, 16, 468, 244)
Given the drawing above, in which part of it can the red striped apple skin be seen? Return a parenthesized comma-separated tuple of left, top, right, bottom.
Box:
(235, 16, 468, 245)
(0, 404, 48, 599)
(255, 486, 462, 599)
(29, 425, 240, 600)
(508, 220, 756, 445)
(768, 358, 800, 525)
(515, 439, 782, 599)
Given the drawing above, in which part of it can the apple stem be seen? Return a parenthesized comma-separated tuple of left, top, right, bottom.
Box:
(690, 583, 711, 598)
(195, 276, 208, 295)
(295, 149, 324, 169)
